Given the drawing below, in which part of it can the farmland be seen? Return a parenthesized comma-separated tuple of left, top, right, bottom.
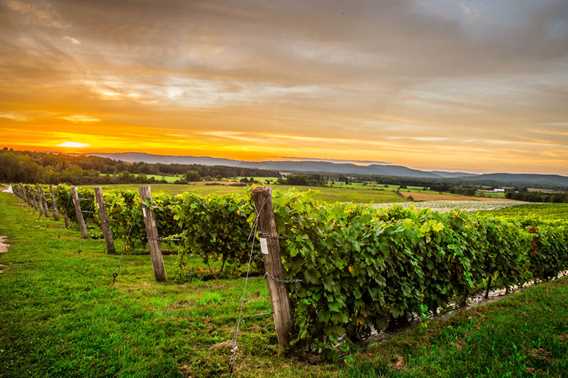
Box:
(89, 181, 511, 206)
(489, 203, 568, 220)
(0, 191, 567, 377)
(91, 182, 407, 203)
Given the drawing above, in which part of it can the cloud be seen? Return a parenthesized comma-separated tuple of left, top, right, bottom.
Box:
(0, 111, 29, 122)
(63, 35, 80, 45)
(59, 114, 100, 123)
(3, 0, 69, 29)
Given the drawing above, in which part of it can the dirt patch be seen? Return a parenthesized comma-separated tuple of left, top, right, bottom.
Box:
(403, 191, 483, 202)
(0, 236, 9, 253)
(0, 236, 8, 274)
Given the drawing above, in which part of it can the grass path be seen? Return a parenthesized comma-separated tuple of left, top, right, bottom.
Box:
(0, 192, 567, 377)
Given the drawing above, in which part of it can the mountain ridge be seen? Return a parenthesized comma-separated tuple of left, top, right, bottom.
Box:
(92, 152, 568, 188)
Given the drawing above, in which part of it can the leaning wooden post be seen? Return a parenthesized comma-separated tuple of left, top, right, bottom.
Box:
(252, 187, 292, 349)
(70, 186, 89, 239)
(139, 186, 167, 282)
(94, 187, 115, 254)
(49, 186, 60, 221)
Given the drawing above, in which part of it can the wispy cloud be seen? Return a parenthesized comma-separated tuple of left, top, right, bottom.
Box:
(4, 0, 69, 29)
(59, 115, 101, 123)
(63, 36, 80, 45)
(0, 112, 29, 122)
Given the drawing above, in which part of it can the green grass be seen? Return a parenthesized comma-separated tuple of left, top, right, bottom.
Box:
(477, 190, 507, 199)
(1, 193, 567, 377)
(92, 183, 406, 204)
(100, 173, 182, 183)
(0, 193, 274, 377)
(144, 174, 181, 183)
(489, 203, 568, 220)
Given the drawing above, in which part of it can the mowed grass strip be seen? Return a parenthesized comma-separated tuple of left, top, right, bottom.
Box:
(1, 192, 567, 377)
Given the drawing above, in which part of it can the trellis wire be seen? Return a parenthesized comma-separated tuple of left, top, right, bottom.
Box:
(228, 196, 268, 374)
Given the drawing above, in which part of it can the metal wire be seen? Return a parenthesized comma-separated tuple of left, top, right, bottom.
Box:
(228, 196, 268, 375)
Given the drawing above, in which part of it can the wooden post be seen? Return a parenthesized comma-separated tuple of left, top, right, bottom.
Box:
(252, 187, 292, 349)
(30, 189, 35, 208)
(34, 188, 43, 214)
(70, 186, 89, 239)
(139, 186, 166, 282)
(49, 186, 60, 221)
(39, 188, 50, 217)
(28, 188, 36, 209)
(22, 187, 30, 206)
(94, 187, 115, 254)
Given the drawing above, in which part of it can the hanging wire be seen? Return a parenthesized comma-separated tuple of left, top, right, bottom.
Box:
(228, 196, 268, 374)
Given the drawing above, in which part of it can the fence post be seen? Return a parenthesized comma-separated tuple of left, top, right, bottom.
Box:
(22, 186, 30, 206)
(35, 187, 44, 215)
(39, 187, 50, 217)
(49, 186, 60, 221)
(70, 186, 89, 239)
(30, 187, 40, 212)
(94, 187, 115, 254)
(252, 187, 292, 349)
(139, 186, 167, 282)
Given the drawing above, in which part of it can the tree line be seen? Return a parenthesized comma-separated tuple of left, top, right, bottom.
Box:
(506, 189, 568, 203)
(0, 149, 280, 184)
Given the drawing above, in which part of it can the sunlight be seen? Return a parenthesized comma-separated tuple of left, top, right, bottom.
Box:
(57, 141, 90, 148)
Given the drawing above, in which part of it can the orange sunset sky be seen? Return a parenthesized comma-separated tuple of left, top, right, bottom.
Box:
(1, 0, 568, 174)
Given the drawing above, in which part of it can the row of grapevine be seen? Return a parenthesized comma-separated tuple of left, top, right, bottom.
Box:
(11, 183, 568, 356)
(272, 193, 568, 355)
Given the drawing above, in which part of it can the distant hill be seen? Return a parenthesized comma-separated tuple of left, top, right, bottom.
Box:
(459, 173, 568, 188)
(92, 152, 568, 188)
(93, 152, 465, 179)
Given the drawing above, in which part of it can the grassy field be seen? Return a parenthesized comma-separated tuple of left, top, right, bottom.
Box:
(92, 183, 406, 204)
(1, 192, 567, 377)
(101, 173, 182, 183)
(400, 191, 487, 202)
(489, 203, 568, 220)
(91, 181, 516, 205)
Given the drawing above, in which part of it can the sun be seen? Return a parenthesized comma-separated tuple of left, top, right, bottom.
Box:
(57, 141, 90, 148)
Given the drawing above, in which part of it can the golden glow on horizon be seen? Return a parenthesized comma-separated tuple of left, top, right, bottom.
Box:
(57, 141, 90, 149)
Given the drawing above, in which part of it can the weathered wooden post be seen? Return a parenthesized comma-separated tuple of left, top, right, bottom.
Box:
(34, 187, 44, 215)
(139, 186, 167, 282)
(38, 187, 50, 217)
(29, 187, 39, 212)
(49, 186, 60, 221)
(27, 187, 35, 209)
(70, 186, 89, 239)
(22, 186, 30, 206)
(252, 187, 292, 349)
(94, 187, 115, 254)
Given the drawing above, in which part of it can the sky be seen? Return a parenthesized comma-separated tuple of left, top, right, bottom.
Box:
(1, 0, 568, 174)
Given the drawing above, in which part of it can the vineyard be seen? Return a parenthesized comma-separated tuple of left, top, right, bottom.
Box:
(9, 183, 568, 360)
